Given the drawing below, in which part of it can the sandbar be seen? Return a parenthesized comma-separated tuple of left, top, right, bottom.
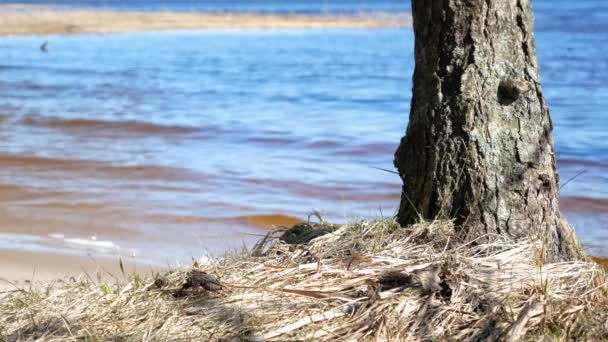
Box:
(0, 5, 410, 36)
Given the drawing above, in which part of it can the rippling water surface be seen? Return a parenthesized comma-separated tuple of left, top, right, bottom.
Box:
(0, 0, 607, 264)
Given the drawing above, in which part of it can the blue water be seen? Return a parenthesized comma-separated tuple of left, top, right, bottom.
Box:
(0, 1, 606, 263)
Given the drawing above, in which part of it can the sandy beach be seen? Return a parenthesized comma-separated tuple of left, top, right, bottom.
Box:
(0, 249, 161, 291)
(0, 5, 409, 36)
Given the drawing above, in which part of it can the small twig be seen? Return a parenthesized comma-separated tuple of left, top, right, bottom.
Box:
(0, 289, 24, 294)
(371, 166, 399, 175)
(560, 169, 587, 190)
(0, 278, 26, 293)
(61, 314, 75, 339)
(308, 211, 324, 225)
(441, 236, 451, 256)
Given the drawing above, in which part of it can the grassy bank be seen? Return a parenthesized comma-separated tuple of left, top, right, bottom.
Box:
(1, 219, 607, 341)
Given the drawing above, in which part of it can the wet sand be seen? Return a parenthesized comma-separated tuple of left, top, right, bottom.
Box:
(0, 215, 300, 290)
(0, 249, 160, 291)
(0, 5, 409, 36)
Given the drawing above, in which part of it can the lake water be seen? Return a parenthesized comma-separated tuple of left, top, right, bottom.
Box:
(0, 0, 606, 265)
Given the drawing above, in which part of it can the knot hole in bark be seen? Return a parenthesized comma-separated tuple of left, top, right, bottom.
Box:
(498, 79, 530, 105)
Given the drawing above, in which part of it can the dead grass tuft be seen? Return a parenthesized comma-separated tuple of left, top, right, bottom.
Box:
(1, 219, 607, 341)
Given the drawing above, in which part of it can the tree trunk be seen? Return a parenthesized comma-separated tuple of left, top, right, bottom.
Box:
(394, 0, 581, 261)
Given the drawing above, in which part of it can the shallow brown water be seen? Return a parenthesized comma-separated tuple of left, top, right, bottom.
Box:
(592, 257, 608, 271)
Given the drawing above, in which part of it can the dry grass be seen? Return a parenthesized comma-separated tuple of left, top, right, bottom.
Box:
(1, 219, 607, 341)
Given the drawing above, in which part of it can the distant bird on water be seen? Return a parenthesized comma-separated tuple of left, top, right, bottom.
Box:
(40, 41, 48, 53)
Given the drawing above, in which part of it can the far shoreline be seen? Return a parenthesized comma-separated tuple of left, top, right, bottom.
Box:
(0, 5, 411, 36)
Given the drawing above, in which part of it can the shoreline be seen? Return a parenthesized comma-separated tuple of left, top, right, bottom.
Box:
(0, 214, 304, 288)
(0, 249, 162, 291)
(2, 221, 603, 290)
(0, 6, 410, 36)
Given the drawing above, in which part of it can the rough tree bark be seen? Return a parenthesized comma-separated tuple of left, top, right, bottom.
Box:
(394, 0, 581, 261)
